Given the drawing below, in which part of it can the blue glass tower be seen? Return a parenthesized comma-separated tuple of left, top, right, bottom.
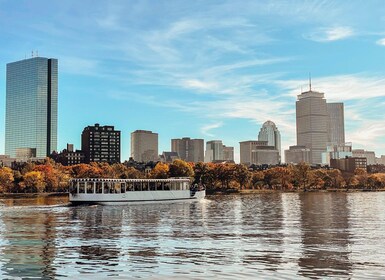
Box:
(5, 57, 58, 158)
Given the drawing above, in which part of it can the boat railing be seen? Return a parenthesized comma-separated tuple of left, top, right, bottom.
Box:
(69, 178, 192, 195)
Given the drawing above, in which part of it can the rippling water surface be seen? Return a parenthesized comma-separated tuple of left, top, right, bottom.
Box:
(1, 192, 385, 279)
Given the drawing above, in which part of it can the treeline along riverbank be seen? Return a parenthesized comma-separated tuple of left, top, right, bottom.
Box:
(0, 158, 384, 194)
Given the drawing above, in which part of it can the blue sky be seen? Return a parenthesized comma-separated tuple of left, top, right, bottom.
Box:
(1, 0, 385, 162)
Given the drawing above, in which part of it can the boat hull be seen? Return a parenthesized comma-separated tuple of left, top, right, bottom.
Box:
(69, 189, 206, 205)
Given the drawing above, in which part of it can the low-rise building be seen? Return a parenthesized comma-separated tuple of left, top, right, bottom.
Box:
(51, 144, 86, 166)
(284, 145, 311, 164)
(322, 142, 352, 165)
(330, 157, 367, 172)
(160, 152, 180, 163)
(240, 140, 279, 166)
(352, 149, 376, 165)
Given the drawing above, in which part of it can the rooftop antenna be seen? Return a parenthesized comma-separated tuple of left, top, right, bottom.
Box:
(309, 72, 312, 91)
(31, 50, 34, 58)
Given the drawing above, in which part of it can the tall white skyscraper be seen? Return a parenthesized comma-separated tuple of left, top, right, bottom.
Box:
(296, 89, 328, 164)
(258, 120, 281, 158)
(5, 57, 58, 158)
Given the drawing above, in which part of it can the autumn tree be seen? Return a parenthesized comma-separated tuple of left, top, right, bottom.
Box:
(169, 159, 194, 178)
(213, 164, 234, 189)
(149, 162, 169, 179)
(251, 171, 265, 189)
(20, 171, 45, 193)
(193, 162, 215, 188)
(292, 162, 313, 190)
(353, 168, 368, 189)
(233, 164, 251, 190)
(0, 167, 15, 193)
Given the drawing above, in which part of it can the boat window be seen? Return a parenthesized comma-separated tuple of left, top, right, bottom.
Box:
(96, 182, 103, 193)
(121, 183, 126, 193)
(135, 182, 143, 191)
(114, 182, 121, 194)
(127, 183, 134, 191)
(86, 182, 94, 194)
(104, 182, 111, 194)
(149, 182, 155, 191)
(70, 181, 77, 193)
(156, 182, 163, 191)
(79, 182, 85, 193)
(164, 183, 170, 190)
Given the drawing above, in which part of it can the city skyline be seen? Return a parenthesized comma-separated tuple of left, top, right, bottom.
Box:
(1, 1, 385, 162)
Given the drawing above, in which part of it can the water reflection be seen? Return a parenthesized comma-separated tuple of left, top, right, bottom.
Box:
(298, 193, 352, 278)
(0, 207, 58, 279)
(0, 193, 384, 279)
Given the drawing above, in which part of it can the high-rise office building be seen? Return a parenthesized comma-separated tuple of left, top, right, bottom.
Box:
(5, 57, 58, 158)
(131, 130, 158, 162)
(204, 140, 224, 162)
(81, 123, 121, 163)
(296, 89, 328, 164)
(327, 103, 345, 145)
(171, 137, 204, 162)
(258, 120, 281, 159)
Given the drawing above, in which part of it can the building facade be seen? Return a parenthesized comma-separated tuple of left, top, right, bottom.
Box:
(258, 120, 281, 159)
(240, 140, 278, 166)
(222, 145, 234, 161)
(327, 103, 345, 145)
(131, 130, 158, 162)
(204, 140, 224, 162)
(51, 144, 86, 166)
(296, 90, 328, 164)
(330, 157, 367, 173)
(160, 152, 180, 163)
(322, 142, 352, 165)
(5, 57, 58, 158)
(284, 145, 311, 164)
(171, 137, 204, 162)
(352, 149, 376, 165)
(81, 124, 121, 164)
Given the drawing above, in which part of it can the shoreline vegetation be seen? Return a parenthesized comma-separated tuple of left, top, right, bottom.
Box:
(1, 158, 385, 195)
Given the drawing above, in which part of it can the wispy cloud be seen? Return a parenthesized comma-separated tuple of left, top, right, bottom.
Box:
(376, 38, 385, 46)
(279, 74, 385, 101)
(201, 122, 223, 137)
(181, 79, 219, 92)
(305, 26, 355, 42)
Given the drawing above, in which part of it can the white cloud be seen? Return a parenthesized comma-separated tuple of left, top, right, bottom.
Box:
(279, 74, 385, 101)
(306, 26, 354, 42)
(376, 38, 385, 46)
(181, 79, 219, 92)
(201, 122, 223, 137)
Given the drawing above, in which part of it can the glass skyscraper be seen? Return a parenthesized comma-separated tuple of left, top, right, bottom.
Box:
(5, 57, 58, 158)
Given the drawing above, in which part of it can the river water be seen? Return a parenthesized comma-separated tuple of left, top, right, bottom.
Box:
(0, 192, 384, 279)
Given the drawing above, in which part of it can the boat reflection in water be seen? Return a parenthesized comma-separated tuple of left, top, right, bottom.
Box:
(69, 178, 206, 205)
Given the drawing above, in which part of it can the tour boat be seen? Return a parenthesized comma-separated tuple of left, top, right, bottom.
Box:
(69, 177, 206, 205)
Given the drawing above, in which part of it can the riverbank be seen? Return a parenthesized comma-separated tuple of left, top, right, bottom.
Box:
(207, 188, 385, 195)
(0, 192, 68, 199)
